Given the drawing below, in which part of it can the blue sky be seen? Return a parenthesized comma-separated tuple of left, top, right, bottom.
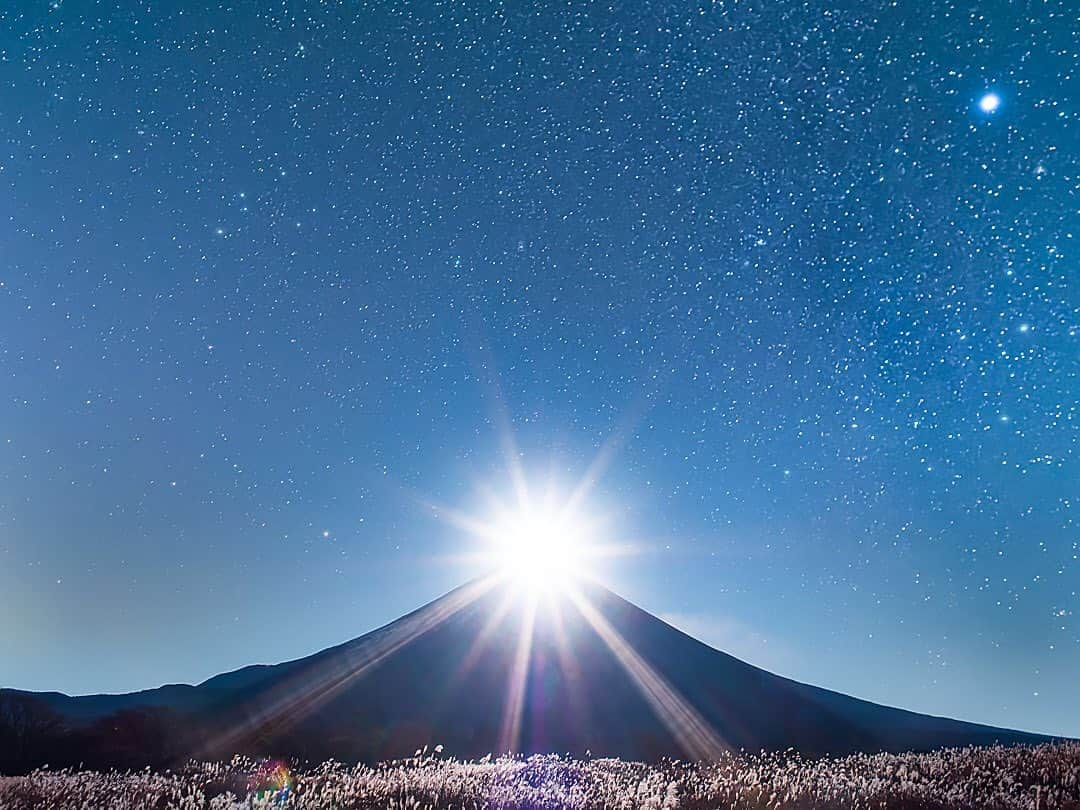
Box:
(0, 0, 1076, 737)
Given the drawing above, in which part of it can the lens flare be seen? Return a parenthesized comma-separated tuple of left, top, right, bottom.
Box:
(250, 759, 294, 804)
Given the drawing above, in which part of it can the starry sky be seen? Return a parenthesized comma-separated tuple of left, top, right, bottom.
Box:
(0, 1, 1077, 737)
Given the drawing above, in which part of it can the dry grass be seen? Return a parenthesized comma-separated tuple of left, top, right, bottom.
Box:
(2, 742, 1079, 809)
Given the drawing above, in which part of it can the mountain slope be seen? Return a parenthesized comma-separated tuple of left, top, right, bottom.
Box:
(0, 577, 1055, 770)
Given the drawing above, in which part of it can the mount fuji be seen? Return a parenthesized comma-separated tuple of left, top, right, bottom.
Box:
(0, 577, 1054, 772)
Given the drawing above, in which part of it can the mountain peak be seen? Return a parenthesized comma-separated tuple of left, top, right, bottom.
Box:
(2, 576, 1054, 770)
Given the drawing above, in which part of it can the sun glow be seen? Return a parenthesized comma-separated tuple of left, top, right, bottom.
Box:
(491, 506, 587, 590)
(439, 473, 608, 594)
(411, 450, 731, 760)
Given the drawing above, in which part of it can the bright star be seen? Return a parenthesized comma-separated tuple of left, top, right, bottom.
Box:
(978, 92, 1001, 113)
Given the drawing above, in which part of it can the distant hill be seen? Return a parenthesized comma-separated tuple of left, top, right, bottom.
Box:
(0, 577, 1056, 772)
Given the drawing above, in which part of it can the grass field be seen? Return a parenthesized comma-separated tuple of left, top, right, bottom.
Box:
(2, 742, 1078, 809)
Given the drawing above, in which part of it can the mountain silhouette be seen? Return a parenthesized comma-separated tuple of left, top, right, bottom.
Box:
(0, 577, 1054, 771)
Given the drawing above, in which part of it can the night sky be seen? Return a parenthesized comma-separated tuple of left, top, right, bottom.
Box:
(1, 1, 1077, 737)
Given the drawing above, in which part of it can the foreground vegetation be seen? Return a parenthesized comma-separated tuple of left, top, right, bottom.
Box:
(2, 743, 1079, 809)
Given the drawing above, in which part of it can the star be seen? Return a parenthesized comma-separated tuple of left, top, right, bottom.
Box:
(978, 92, 1001, 113)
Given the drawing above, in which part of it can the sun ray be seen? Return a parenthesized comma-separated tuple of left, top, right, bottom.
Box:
(563, 397, 651, 518)
(479, 353, 530, 512)
(200, 575, 499, 758)
(565, 586, 730, 761)
(452, 581, 519, 682)
(497, 595, 538, 754)
(545, 595, 592, 747)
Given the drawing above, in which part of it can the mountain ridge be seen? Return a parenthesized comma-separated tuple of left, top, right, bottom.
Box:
(0, 576, 1059, 772)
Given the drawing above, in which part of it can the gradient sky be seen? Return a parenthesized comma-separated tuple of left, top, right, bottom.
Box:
(0, 1, 1077, 737)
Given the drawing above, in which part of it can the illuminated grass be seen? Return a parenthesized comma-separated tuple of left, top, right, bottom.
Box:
(2, 743, 1079, 809)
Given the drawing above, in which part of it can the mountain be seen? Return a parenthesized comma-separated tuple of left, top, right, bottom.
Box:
(0, 577, 1055, 772)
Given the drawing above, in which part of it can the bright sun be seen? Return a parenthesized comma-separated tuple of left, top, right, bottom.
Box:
(442, 472, 612, 593)
(496, 512, 579, 588)
(485, 503, 592, 591)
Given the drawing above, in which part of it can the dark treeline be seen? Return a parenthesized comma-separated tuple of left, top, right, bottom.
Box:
(0, 691, 201, 774)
